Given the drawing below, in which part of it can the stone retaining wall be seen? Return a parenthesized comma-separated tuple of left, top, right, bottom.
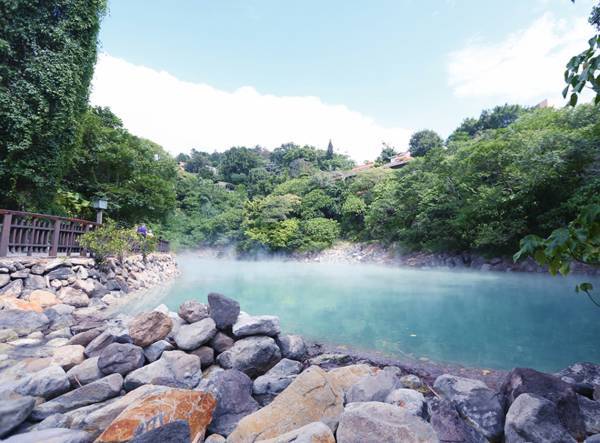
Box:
(0, 253, 178, 312)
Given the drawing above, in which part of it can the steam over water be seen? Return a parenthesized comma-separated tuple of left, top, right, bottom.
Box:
(130, 254, 600, 372)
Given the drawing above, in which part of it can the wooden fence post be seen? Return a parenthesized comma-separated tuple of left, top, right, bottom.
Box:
(49, 219, 61, 257)
(0, 213, 11, 257)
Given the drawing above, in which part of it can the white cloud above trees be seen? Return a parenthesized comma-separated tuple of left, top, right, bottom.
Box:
(90, 54, 412, 161)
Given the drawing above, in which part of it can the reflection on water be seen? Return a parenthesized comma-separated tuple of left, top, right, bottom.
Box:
(126, 253, 600, 372)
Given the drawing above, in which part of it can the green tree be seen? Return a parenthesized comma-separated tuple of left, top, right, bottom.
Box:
(0, 0, 106, 210)
(408, 130, 443, 157)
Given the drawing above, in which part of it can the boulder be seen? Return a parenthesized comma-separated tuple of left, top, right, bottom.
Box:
(578, 395, 600, 435)
(217, 335, 281, 378)
(208, 292, 240, 329)
(586, 435, 600, 442)
(557, 362, 600, 387)
(51, 345, 85, 370)
(98, 342, 145, 376)
(276, 334, 306, 361)
(58, 287, 89, 308)
(227, 365, 373, 443)
(28, 290, 58, 309)
(385, 388, 427, 417)
(128, 311, 172, 348)
(210, 331, 235, 354)
(47, 267, 75, 281)
(2, 428, 93, 443)
(501, 367, 586, 441)
(400, 374, 424, 390)
(16, 365, 71, 399)
(335, 401, 438, 443)
(505, 393, 576, 443)
(84, 329, 128, 357)
(31, 374, 123, 420)
(178, 300, 210, 323)
(24, 274, 46, 290)
(129, 420, 191, 443)
(0, 274, 9, 288)
(253, 358, 303, 405)
(72, 279, 94, 295)
(346, 366, 402, 403)
(197, 369, 259, 436)
(96, 389, 216, 443)
(205, 435, 226, 443)
(66, 357, 104, 387)
(143, 339, 174, 362)
(258, 422, 335, 443)
(173, 317, 217, 351)
(428, 398, 487, 443)
(0, 296, 43, 312)
(0, 279, 23, 298)
(0, 395, 36, 438)
(190, 345, 214, 368)
(67, 328, 102, 347)
(124, 350, 202, 391)
(434, 374, 504, 441)
(0, 309, 49, 336)
(68, 385, 170, 438)
(232, 312, 281, 337)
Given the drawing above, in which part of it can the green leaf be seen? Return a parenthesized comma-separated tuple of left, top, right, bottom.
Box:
(569, 93, 578, 107)
(562, 85, 570, 98)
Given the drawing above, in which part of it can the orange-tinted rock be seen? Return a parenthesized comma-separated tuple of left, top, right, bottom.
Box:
(96, 389, 216, 442)
(28, 290, 59, 308)
(0, 296, 43, 312)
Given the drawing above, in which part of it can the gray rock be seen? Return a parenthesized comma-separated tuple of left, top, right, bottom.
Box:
(24, 274, 46, 290)
(434, 374, 504, 441)
(205, 434, 226, 443)
(586, 435, 600, 443)
(190, 345, 214, 368)
(501, 367, 586, 441)
(47, 267, 75, 281)
(346, 366, 402, 403)
(84, 329, 126, 357)
(32, 413, 71, 431)
(58, 287, 89, 308)
(16, 365, 71, 399)
(385, 388, 426, 417)
(51, 345, 85, 370)
(143, 339, 174, 362)
(578, 394, 600, 435)
(252, 358, 302, 405)
(208, 292, 240, 329)
(428, 398, 487, 443)
(0, 396, 36, 438)
(66, 357, 103, 387)
(97, 342, 145, 376)
(31, 374, 123, 420)
(67, 328, 102, 347)
(0, 274, 10, 288)
(505, 393, 576, 443)
(336, 401, 438, 443)
(2, 428, 92, 443)
(217, 335, 281, 378)
(46, 327, 73, 340)
(308, 353, 351, 368)
(198, 369, 259, 436)
(72, 279, 94, 295)
(123, 350, 201, 391)
(173, 317, 217, 351)
(276, 334, 306, 361)
(596, 385, 600, 401)
(400, 374, 423, 390)
(557, 362, 600, 387)
(258, 422, 335, 443)
(130, 420, 191, 443)
(232, 312, 281, 338)
(210, 331, 235, 354)
(0, 309, 49, 336)
(0, 279, 23, 297)
(178, 300, 210, 323)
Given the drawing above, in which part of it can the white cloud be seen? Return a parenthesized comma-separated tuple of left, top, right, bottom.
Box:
(90, 54, 412, 161)
(447, 13, 594, 104)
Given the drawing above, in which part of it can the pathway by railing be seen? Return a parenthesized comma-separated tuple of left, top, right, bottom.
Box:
(0, 209, 99, 258)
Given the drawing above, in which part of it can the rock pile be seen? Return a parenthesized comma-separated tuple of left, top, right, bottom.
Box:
(1, 291, 599, 443)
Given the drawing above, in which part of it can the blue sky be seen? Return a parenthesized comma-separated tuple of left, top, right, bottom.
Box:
(92, 0, 595, 161)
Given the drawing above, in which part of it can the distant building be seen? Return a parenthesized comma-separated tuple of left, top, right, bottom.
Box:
(351, 162, 374, 173)
(384, 152, 413, 169)
(535, 99, 550, 109)
(216, 181, 235, 191)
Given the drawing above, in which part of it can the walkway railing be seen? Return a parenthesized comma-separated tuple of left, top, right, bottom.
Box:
(0, 209, 99, 258)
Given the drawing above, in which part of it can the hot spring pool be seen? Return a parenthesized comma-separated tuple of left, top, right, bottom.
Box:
(125, 254, 600, 372)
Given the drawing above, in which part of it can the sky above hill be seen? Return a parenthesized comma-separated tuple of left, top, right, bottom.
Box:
(91, 0, 595, 161)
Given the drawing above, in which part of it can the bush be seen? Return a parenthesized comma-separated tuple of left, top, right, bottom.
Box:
(79, 220, 137, 263)
(299, 218, 340, 252)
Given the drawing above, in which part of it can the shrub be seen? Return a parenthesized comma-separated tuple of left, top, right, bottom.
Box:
(79, 220, 137, 263)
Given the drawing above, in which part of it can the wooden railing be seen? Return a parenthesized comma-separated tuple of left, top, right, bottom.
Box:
(157, 239, 170, 253)
(0, 209, 99, 258)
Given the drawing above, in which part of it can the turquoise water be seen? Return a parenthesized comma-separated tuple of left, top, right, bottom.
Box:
(129, 254, 600, 372)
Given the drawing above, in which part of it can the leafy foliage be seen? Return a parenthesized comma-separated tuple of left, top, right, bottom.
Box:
(79, 219, 137, 264)
(408, 130, 443, 157)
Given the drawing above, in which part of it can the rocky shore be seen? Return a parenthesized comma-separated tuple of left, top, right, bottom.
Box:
(0, 290, 599, 442)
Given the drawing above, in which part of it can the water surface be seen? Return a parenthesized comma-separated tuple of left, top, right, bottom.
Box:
(128, 254, 600, 372)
